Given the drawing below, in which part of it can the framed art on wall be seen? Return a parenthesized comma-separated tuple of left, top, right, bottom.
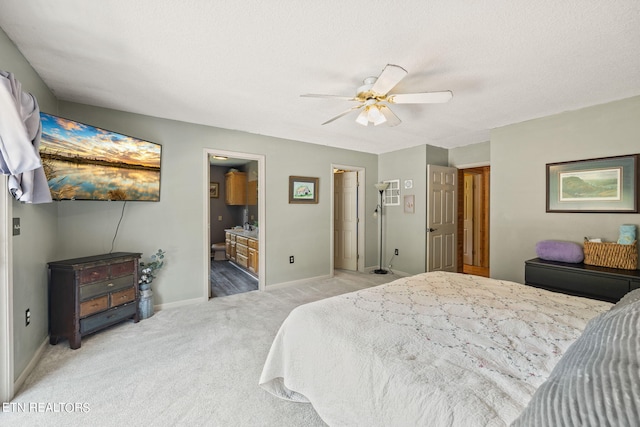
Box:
(210, 182, 219, 198)
(546, 154, 639, 213)
(383, 179, 400, 206)
(404, 195, 415, 213)
(289, 176, 319, 204)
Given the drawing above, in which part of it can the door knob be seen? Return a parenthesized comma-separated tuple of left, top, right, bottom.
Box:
(427, 228, 438, 232)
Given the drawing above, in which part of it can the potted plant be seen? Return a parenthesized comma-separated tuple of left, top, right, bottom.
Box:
(138, 249, 166, 319)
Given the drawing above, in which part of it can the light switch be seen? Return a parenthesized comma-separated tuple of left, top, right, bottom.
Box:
(218, 216, 223, 221)
(13, 218, 20, 236)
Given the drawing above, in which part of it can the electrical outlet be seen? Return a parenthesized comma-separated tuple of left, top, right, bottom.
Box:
(289, 256, 294, 264)
(395, 249, 399, 256)
(25, 309, 30, 326)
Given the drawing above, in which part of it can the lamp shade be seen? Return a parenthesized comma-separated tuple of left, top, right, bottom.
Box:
(374, 182, 390, 192)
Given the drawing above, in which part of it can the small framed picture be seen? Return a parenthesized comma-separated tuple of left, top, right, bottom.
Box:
(210, 182, 219, 198)
(404, 195, 415, 213)
(289, 176, 319, 204)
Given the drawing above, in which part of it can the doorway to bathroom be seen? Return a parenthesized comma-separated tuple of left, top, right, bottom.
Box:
(204, 149, 265, 299)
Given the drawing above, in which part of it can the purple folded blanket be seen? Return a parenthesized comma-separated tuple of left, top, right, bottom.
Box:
(535, 240, 584, 263)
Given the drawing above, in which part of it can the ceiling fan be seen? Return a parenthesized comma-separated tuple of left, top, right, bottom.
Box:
(301, 64, 452, 127)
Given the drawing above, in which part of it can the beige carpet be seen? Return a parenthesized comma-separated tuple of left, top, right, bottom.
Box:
(4, 270, 398, 427)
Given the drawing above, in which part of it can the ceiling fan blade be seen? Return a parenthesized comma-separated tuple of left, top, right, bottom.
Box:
(378, 105, 402, 127)
(370, 64, 408, 96)
(387, 91, 453, 104)
(321, 104, 364, 125)
(301, 94, 358, 101)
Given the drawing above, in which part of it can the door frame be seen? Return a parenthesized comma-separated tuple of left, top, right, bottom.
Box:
(330, 164, 365, 273)
(456, 163, 490, 277)
(1, 175, 14, 402)
(203, 149, 266, 298)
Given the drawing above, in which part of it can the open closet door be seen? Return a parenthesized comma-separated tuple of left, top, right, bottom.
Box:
(334, 171, 358, 270)
(426, 165, 457, 272)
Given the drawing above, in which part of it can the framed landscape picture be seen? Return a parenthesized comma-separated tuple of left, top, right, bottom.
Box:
(546, 154, 639, 213)
(289, 176, 318, 204)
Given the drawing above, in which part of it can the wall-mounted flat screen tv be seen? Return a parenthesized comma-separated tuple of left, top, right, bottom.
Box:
(39, 113, 161, 201)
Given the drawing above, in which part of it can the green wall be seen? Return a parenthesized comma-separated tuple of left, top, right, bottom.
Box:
(491, 95, 640, 283)
(378, 144, 448, 275)
(57, 101, 380, 304)
(1, 26, 59, 382)
(449, 141, 490, 167)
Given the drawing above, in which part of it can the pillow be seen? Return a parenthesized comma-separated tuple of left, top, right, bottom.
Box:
(608, 287, 640, 312)
(511, 296, 640, 426)
(535, 240, 584, 263)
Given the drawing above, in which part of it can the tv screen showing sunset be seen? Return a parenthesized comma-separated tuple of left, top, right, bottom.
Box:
(39, 113, 161, 201)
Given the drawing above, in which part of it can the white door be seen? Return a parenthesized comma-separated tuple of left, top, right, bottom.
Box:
(334, 171, 358, 270)
(426, 165, 457, 272)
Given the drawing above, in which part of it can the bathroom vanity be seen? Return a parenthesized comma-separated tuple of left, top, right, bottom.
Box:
(225, 229, 259, 275)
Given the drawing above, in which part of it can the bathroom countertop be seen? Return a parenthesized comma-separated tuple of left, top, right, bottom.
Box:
(225, 228, 258, 239)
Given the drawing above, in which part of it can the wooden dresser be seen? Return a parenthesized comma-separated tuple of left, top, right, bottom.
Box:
(525, 257, 640, 303)
(48, 252, 141, 349)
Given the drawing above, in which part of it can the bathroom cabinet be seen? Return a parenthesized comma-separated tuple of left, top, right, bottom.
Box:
(225, 171, 247, 205)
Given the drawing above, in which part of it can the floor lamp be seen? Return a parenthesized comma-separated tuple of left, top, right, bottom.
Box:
(373, 182, 390, 274)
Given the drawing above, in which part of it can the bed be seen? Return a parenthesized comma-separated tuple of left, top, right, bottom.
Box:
(259, 271, 640, 426)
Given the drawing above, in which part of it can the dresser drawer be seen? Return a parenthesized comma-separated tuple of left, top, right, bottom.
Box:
(79, 275, 134, 301)
(110, 287, 136, 307)
(248, 238, 258, 250)
(111, 260, 135, 278)
(236, 244, 248, 256)
(236, 253, 248, 267)
(80, 302, 137, 335)
(79, 265, 109, 284)
(80, 295, 109, 317)
(526, 263, 629, 301)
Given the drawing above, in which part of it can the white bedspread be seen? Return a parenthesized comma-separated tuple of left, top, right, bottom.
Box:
(259, 271, 612, 426)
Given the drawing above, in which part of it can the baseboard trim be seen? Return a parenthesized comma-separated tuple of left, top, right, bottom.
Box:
(266, 274, 332, 290)
(388, 269, 411, 277)
(13, 335, 48, 396)
(154, 296, 205, 311)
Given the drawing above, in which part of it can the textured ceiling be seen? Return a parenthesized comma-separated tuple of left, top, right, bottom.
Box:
(1, 0, 639, 154)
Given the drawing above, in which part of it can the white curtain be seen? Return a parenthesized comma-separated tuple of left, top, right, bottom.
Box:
(0, 70, 51, 204)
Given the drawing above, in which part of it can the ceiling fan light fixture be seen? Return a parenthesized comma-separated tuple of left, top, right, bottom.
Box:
(302, 64, 452, 126)
(368, 105, 387, 126)
(378, 105, 402, 127)
(356, 108, 370, 126)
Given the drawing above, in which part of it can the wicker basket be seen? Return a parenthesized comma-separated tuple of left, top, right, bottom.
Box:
(583, 240, 638, 270)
